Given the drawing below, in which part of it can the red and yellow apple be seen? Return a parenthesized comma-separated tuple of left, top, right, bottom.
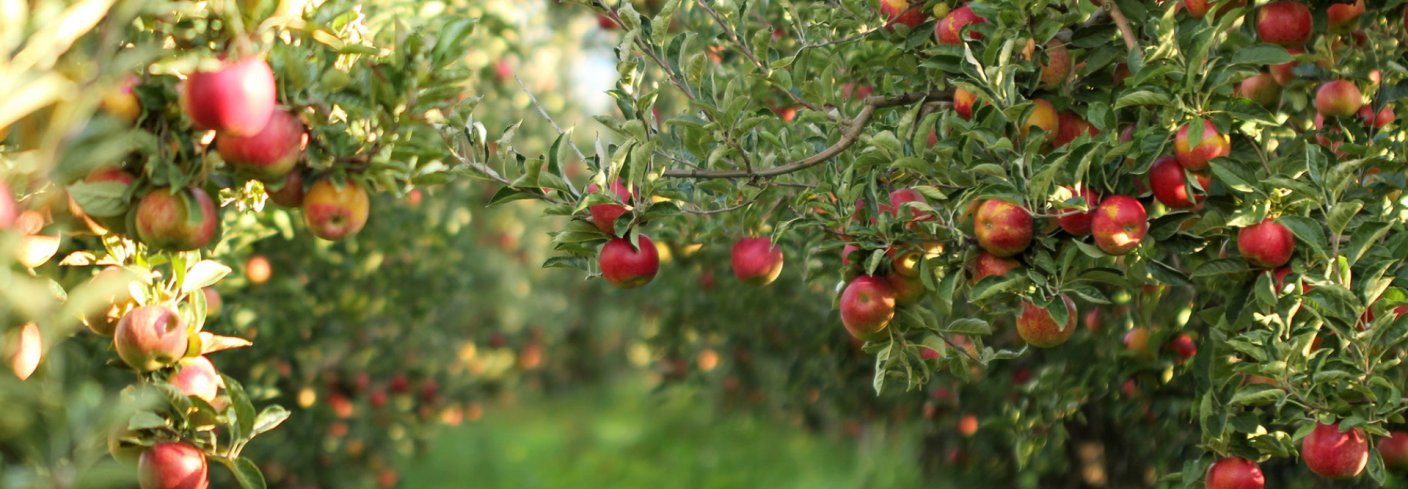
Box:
(1302, 421, 1368, 479)
(1174, 119, 1230, 171)
(1149, 155, 1210, 209)
(139, 441, 208, 489)
(183, 57, 277, 137)
(934, 4, 986, 44)
(1255, 1, 1313, 47)
(599, 235, 660, 289)
(1016, 295, 1077, 348)
(1205, 457, 1264, 489)
(217, 110, 305, 182)
(134, 187, 220, 251)
(303, 178, 370, 240)
(731, 237, 784, 285)
(1090, 195, 1147, 255)
(114, 305, 188, 372)
(1237, 219, 1294, 268)
(840, 276, 896, 339)
(973, 199, 1032, 257)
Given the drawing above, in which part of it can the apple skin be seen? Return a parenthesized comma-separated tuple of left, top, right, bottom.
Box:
(1358, 104, 1395, 129)
(731, 237, 784, 285)
(840, 276, 897, 340)
(1174, 119, 1230, 171)
(0, 180, 15, 230)
(134, 187, 219, 251)
(1315, 80, 1363, 118)
(886, 273, 925, 306)
(879, 0, 928, 29)
(1056, 185, 1099, 236)
(265, 169, 305, 207)
(968, 251, 1020, 283)
(170, 356, 220, 403)
(216, 110, 305, 182)
(1039, 40, 1071, 90)
(302, 178, 370, 240)
(1149, 155, 1210, 209)
(138, 441, 209, 489)
(934, 4, 985, 44)
(1205, 457, 1264, 489)
(1237, 73, 1281, 108)
(1016, 295, 1076, 348)
(588, 180, 633, 235)
(1090, 195, 1147, 255)
(1326, 1, 1364, 32)
(1054, 111, 1099, 148)
(114, 305, 188, 372)
(101, 75, 142, 124)
(1123, 327, 1151, 355)
(973, 199, 1033, 257)
(1169, 334, 1197, 360)
(953, 88, 977, 120)
(1237, 219, 1294, 269)
(183, 57, 276, 137)
(1269, 47, 1302, 86)
(1301, 421, 1368, 479)
(881, 188, 932, 222)
(1255, 1, 1313, 47)
(599, 235, 660, 289)
(1022, 99, 1060, 143)
(245, 255, 272, 284)
(6, 323, 42, 380)
(1378, 431, 1408, 474)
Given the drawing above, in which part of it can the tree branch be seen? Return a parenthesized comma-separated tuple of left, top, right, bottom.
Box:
(695, 0, 827, 117)
(1105, 2, 1139, 52)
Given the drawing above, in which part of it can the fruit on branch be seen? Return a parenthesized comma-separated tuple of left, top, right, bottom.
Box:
(1272, 266, 1312, 294)
(81, 266, 140, 336)
(1314, 80, 1362, 118)
(1038, 40, 1071, 91)
(879, 0, 928, 29)
(973, 199, 1032, 257)
(891, 249, 922, 278)
(1016, 295, 1077, 348)
(1236, 73, 1281, 108)
(840, 276, 896, 340)
(1205, 457, 1264, 489)
(114, 305, 188, 372)
(303, 178, 370, 240)
(1054, 111, 1098, 149)
(886, 272, 925, 306)
(246, 255, 272, 285)
(1326, 1, 1365, 33)
(266, 169, 305, 207)
(101, 75, 142, 124)
(1269, 48, 1302, 86)
(599, 235, 660, 289)
(1168, 334, 1197, 361)
(138, 441, 208, 489)
(1174, 119, 1229, 171)
(6, 323, 41, 380)
(597, 14, 618, 30)
(1123, 327, 1151, 355)
(881, 188, 932, 223)
(1301, 421, 1368, 479)
(216, 110, 306, 182)
(1255, 1, 1313, 47)
(169, 356, 220, 403)
(968, 251, 1019, 283)
(588, 180, 633, 235)
(1358, 104, 1395, 129)
(953, 87, 977, 120)
(1149, 155, 1210, 209)
(182, 57, 277, 137)
(934, 4, 985, 44)
(1379, 431, 1408, 473)
(840, 243, 860, 268)
(1090, 195, 1147, 255)
(1182, 0, 1246, 19)
(1236, 219, 1294, 269)
(134, 187, 219, 251)
(1021, 99, 1059, 143)
(1056, 185, 1099, 236)
(731, 237, 784, 285)
(957, 415, 979, 437)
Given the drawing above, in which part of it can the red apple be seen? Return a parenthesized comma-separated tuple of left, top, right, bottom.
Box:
(217, 110, 305, 182)
(588, 180, 633, 235)
(6, 323, 41, 380)
(114, 305, 188, 372)
(183, 57, 277, 137)
(1149, 155, 1211, 209)
(1237, 219, 1294, 268)
(599, 235, 660, 288)
(1057, 185, 1099, 236)
(841, 243, 860, 268)
(1090, 195, 1147, 255)
(731, 237, 784, 285)
(266, 170, 305, 207)
(934, 4, 986, 44)
(1022, 99, 1060, 143)
(1174, 119, 1230, 171)
(303, 178, 370, 240)
(139, 442, 208, 489)
(246, 255, 272, 284)
(1255, 1, 1313, 47)
(1302, 421, 1368, 479)
(969, 251, 1020, 283)
(881, 188, 932, 222)
(1379, 431, 1408, 473)
(1054, 111, 1099, 148)
(1039, 40, 1071, 90)
(1237, 73, 1281, 108)
(1269, 47, 1302, 86)
(170, 356, 220, 403)
(973, 199, 1033, 257)
(597, 14, 618, 30)
(1169, 334, 1197, 360)
(953, 87, 977, 120)
(886, 273, 925, 306)
(1016, 295, 1077, 348)
(1315, 80, 1363, 118)
(957, 415, 979, 437)
(879, 0, 928, 29)
(134, 187, 219, 251)
(840, 276, 896, 339)
(1359, 104, 1395, 129)
(1326, 1, 1365, 32)
(1205, 457, 1264, 489)
(1272, 266, 1312, 294)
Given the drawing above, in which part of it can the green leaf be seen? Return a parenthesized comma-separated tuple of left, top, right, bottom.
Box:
(943, 318, 992, 336)
(1191, 259, 1248, 278)
(1326, 201, 1363, 238)
(1114, 90, 1171, 109)
(1278, 216, 1330, 261)
(228, 457, 267, 489)
(1230, 386, 1284, 406)
(181, 260, 231, 294)
(126, 411, 169, 431)
(222, 375, 256, 441)
(1230, 45, 1293, 66)
(251, 405, 290, 437)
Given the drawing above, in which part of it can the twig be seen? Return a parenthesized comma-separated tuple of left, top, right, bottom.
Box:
(1106, 2, 1139, 52)
(513, 74, 584, 195)
(695, 0, 827, 117)
(595, 0, 699, 101)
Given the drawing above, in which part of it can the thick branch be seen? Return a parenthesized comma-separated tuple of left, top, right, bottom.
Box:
(661, 91, 940, 179)
(1106, 2, 1139, 52)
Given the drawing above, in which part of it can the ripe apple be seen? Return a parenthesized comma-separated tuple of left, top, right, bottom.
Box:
(81, 266, 140, 336)
(1315, 80, 1362, 118)
(886, 272, 925, 306)
(1237, 73, 1281, 108)
(879, 0, 927, 29)
(1326, 1, 1365, 32)
(597, 14, 618, 30)
(170, 356, 220, 403)
(1379, 431, 1408, 473)
(134, 187, 219, 251)
(1359, 104, 1395, 129)
(1123, 327, 1151, 355)
(266, 170, 305, 207)
(1090, 195, 1147, 255)
(1269, 47, 1302, 86)
(957, 415, 979, 437)
(953, 87, 977, 120)
(1169, 334, 1197, 360)
(1237, 219, 1294, 268)
(183, 57, 277, 137)
(1016, 295, 1077, 348)
(101, 75, 142, 124)
(1205, 457, 1264, 489)
(139, 442, 208, 489)
(881, 188, 932, 223)
(1174, 119, 1230, 171)
(588, 179, 633, 235)
(969, 251, 1020, 283)
(840, 276, 896, 340)
(934, 4, 986, 44)
(114, 305, 188, 372)
(973, 199, 1033, 257)
(303, 178, 370, 240)
(1054, 111, 1099, 148)
(1039, 40, 1071, 90)
(1149, 155, 1211, 209)
(1255, 1, 1313, 47)
(731, 237, 784, 285)
(246, 255, 272, 284)
(1301, 421, 1368, 479)
(1022, 98, 1060, 143)
(599, 235, 660, 288)
(6, 323, 41, 380)
(1056, 185, 1099, 235)
(217, 110, 305, 182)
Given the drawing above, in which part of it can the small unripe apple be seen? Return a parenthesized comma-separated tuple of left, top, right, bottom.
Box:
(953, 88, 977, 120)
(731, 237, 784, 285)
(1379, 431, 1408, 474)
(1022, 99, 1060, 143)
(1205, 457, 1264, 489)
(1255, 1, 1313, 47)
(1174, 119, 1230, 171)
(878, 0, 928, 29)
(1269, 47, 1302, 86)
(1016, 295, 1077, 348)
(588, 180, 633, 235)
(170, 356, 220, 403)
(183, 57, 277, 137)
(134, 187, 219, 251)
(1237, 219, 1294, 268)
(1056, 185, 1099, 236)
(266, 170, 305, 207)
(973, 199, 1032, 257)
(101, 75, 142, 124)
(1123, 327, 1151, 355)
(303, 178, 370, 240)
(968, 251, 1019, 283)
(1039, 40, 1071, 90)
(1315, 80, 1362, 118)
(599, 235, 660, 288)
(840, 276, 896, 340)
(1301, 421, 1367, 479)
(934, 4, 986, 44)
(114, 305, 188, 372)
(138, 441, 208, 489)
(1090, 195, 1147, 255)
(6, 323, 41, 380)
(1326, 1, 1365, 32)
(217, 110, 305, 182)
(1237, 73, 1281, 108)
(1358, 104, 1395, 129)
(1149, 155, 1210, 209)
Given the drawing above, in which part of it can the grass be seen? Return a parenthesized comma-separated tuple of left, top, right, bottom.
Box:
(400, 377, 925, 489)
